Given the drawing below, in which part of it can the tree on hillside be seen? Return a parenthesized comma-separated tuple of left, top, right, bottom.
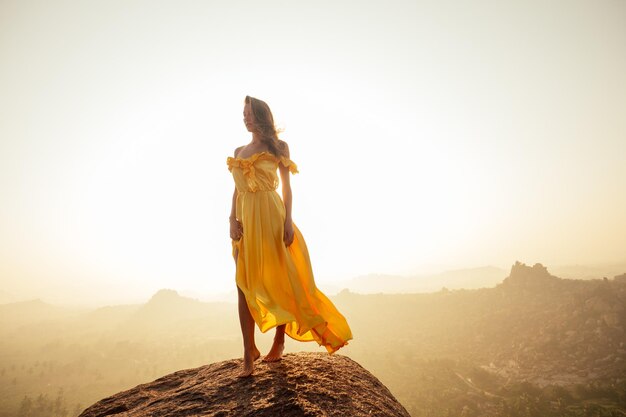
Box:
(17, 389, 69, 417)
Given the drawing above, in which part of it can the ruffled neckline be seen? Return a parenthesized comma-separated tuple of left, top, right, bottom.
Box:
(230, 151, 275, 162)
(226, 151, 298, 174)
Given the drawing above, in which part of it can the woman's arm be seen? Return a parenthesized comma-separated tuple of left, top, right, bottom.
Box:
(229, 187, 243, 239)
(278, 142, 294, 246)
(229, 147, 244, 240)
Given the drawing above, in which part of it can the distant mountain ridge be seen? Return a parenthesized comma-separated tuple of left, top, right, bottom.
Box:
(4, 261, 624, 306)
(332, 262, 626, 295)
(336, 265, 508, 294)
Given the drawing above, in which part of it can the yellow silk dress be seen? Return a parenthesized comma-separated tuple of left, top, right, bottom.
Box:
(227, 151, 353, 354)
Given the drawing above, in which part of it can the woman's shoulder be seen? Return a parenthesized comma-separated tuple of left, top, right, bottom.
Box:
(276, 141, 298, 174)
(233, 145, 245, 157)
(277, 140, 290, 156)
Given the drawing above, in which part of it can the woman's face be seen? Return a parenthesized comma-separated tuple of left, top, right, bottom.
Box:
(243, 102, 255, 132)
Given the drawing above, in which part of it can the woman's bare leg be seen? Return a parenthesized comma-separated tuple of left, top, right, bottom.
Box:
(234, 247, 260, 377)
(263, 324, 285, 362)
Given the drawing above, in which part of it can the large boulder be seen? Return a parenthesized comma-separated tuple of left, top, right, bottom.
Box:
(79, 352, 410, 417)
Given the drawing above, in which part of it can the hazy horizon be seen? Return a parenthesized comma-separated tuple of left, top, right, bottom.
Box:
(3, 260, 625, 309)
(1, 1, 625, 309)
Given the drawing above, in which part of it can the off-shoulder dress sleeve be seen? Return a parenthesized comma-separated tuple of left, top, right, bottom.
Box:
(279, 156, 299, 174)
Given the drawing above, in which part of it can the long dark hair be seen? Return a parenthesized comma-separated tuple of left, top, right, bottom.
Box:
(245, 95, 286, 157)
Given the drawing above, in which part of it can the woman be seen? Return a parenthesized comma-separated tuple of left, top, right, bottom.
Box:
(227, 96, 353, 377)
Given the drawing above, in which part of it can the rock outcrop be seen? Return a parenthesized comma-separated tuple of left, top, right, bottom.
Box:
(78, 352, 410, 417)
(500, 261, 562, 290)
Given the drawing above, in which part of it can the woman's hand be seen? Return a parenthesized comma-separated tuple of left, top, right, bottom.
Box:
(230, 217, 243, 241)
(284, 219, 295, 247)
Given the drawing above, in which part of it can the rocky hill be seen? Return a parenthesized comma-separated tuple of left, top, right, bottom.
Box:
(77, 352, 410, 417)
(486, 262, 625, 385)
(336, 261, 625, 387)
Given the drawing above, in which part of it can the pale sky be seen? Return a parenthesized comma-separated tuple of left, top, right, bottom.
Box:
(1, 0, 625, 306)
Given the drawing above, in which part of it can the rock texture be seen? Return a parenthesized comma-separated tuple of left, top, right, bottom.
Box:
(78, 352, 410, 417)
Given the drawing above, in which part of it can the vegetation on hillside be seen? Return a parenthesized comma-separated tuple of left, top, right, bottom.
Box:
(1, 263, 624, 416)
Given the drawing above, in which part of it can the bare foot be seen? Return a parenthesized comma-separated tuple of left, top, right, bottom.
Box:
(262, 339, 285, 362)
(237, 347, 260, 378)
